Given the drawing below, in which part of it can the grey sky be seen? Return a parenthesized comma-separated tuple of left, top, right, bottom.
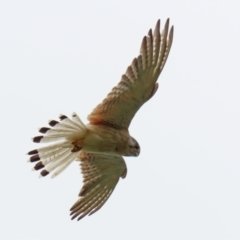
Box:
(1, 1, 240, 239)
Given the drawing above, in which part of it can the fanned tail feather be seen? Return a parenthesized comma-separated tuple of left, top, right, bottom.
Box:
(28, 112, 86, 178)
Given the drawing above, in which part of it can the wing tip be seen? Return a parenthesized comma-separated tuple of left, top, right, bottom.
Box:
(32, 136, 43, 143)
(39, 169, 49, 178)
(59, 114, 67, 121)
(29, 154, 40, 162)
(48, 120, 59, 127)
(154, 19, 160, 35)
(38, 127, 50, 134)
(169, 25, 174, 43)
(27, 149, 38, 155)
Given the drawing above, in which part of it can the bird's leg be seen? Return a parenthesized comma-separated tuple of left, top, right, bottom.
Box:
(71, 140, 82, 152)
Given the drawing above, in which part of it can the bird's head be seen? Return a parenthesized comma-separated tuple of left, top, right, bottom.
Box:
(126, 137, 140, 156)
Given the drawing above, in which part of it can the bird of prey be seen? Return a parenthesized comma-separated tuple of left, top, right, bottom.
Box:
(27, 19, 174, 221)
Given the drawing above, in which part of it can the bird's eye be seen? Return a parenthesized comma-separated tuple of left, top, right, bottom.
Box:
(135, 145, 139, 149)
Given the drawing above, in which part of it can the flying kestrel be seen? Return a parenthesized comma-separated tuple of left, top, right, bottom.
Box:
(27, 19, 174, 221)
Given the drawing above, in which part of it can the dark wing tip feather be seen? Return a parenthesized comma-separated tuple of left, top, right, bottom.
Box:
(77, 215, 85, 221)
(39, 127, 50, 134)
(30, 154, 40, 162)
(169, 25, 174, 45)
(163, 18, 170, 39)
(27, 149, 38, 155)
(34, 161, 44, 170)
(32, 136, 43, 143)
(48, 120, 59, 127)
(154, 19, 160, 36)
(148, 29, 153, 41)
(40, 169, 49, 177)
(166, 18, 169, 26)
(59, 114, 67, 121)
(148, 28, 152, 36)
(140, 36, 147, 69)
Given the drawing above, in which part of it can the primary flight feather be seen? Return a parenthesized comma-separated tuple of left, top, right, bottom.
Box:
(27, 19, 174, 221)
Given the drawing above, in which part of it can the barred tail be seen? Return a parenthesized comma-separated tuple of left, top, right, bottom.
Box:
(27, 112, 87, 178)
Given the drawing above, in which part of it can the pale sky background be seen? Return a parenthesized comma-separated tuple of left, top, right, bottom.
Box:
(1, 1, 240, 239)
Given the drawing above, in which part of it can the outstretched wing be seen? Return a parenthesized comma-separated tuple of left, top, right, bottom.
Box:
(70, 151, 127, 221)
(88, 19, 174, 129)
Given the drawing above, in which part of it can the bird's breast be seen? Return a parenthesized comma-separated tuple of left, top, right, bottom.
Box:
(82, 124, 129, 155)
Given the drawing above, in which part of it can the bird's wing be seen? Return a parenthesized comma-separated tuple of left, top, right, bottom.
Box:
(88, 19, 174, 129)
(70, 151, 127, 221)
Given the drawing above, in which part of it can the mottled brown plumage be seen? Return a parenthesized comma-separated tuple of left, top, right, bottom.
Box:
(70, 152, 127, 220)
(88, 19, 173, 129)
(27, 19, 174, 221)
